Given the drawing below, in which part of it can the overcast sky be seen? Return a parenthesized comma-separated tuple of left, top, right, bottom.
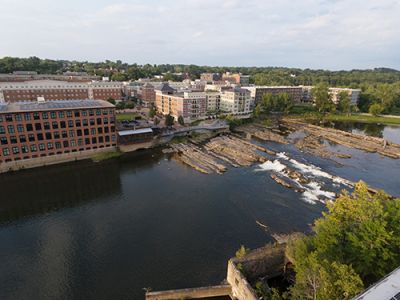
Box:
(0, 0, 399, 70)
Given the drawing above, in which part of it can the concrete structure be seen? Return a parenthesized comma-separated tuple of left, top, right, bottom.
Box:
(118, 128, 153, 145)
(353, 266, 400, 300)
(243, 86, 304, 104)
(0, 80, 123, 103)
(222, 72, 250, 85)
(200, 73, 221, 83)
(146, 285, 232, 300)
(220, 88, 251, 115)
(0, 71, 100, 82)
(0, 99, 116, 171)
(155, 83, 207, 122)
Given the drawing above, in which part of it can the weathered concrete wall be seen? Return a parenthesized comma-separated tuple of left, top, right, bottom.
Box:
(227, 243, 286, 300)
(145, 284, 232, 300)
(227, 260, 258, 300)
(0, 147, 116, 173)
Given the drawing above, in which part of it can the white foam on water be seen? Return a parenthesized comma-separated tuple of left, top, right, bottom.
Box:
(277, 152, 352, 187)
(301, 181, 336, 204)
(257, 160, 287, 172)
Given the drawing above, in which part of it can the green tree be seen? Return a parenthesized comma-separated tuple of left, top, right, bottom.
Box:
(253, 104, 262, 119)
(148, 105, 156, 118)
(235, 245, 250, 258)
(338, 91, 351, 115)
(369, 103, 383, 116)
(312, 83, 335, 113)
(116, 102, 126, 110)
(125, 102, 135, 109)
(177, 115, 185, 126)
(107, 97, 116, 105)
(165, 114, 175, 127)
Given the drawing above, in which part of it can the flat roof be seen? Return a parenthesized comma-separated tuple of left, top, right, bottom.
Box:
(118, 128, 153, 136)
(353, 267, 400, 300)
(0, 99, 115, 113)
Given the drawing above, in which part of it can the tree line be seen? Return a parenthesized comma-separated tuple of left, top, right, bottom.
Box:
(1, 57, 400, 87)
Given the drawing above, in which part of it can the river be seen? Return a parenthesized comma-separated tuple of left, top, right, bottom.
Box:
(1, 123, 399, 299)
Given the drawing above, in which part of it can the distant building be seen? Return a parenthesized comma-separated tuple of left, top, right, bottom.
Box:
(220, 87, 251, 115)
(300, 86, 361, 105)
(0, 72, 101, 82)
(222, 72, 250, 85)
(155, 83, 206, 122)
(200, 73, 221, 83)
(139, 83, 156, 107)
(0, 80, 123, 103)
(0, 99, 116, 170)
(243, 86, 304, 104)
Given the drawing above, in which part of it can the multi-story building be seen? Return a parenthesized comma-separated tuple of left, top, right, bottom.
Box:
(0, 99, 116, 169)
(0, 71, 101, 82)
(0, 80, 123, 103)
(155, 84, 206, 122)
(300, 86, 361, 105)
(200, 73, 221, 83)
(222, 72, 250, 85)
(243, 86, 304, 104)
(220, 88, 251, 115)
(138, 83, 156, 107)
(205, 90, 221, 112)
(329, 87, 361, 105)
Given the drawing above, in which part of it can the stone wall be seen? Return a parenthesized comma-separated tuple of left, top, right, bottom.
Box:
(0, 147, 116, 173)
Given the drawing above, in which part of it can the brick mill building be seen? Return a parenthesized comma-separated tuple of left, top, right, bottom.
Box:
(0, 99, 116, 171)
(0, 80, 124, 103)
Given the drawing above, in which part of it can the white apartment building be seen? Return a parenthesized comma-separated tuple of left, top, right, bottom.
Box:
(329, 87, 361, 105)
(220, 88, 251, 115)
(205, 90, 221, 112)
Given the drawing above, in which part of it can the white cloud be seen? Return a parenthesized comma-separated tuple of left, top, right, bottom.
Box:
(0, 0, 399, 69)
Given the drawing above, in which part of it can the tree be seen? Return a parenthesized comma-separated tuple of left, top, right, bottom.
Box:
(369, 103, 383, 116)
(253, 104, 262, 118)
(286, 182, 400, 298)
(312, 83, 335, 113)
(165, 114, 174, 127)
(107, 97, 116, 105)
(338, 91, 351, 115)
(148, 105, 156, 118)
(154, 117, 160, 125)
(178, 115, 185, 126)
(125, 102, 135, 109)
(235, 245, 250, 258)
(116, 102, 126, 110)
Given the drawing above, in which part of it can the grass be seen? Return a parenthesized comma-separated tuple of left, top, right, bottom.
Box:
(297, 113, 400, 125)
(91, 150, 122, 162)
(289, 104, 317, 114)
(116, 112, 139, 121)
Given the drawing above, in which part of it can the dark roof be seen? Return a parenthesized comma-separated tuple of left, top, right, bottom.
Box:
(159, 83, 176, 93)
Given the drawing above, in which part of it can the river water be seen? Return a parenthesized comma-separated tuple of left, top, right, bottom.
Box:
(1, 123, 399, 299)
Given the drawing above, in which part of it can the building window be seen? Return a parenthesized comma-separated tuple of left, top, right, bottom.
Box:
(63, 141, 69, 148)
(37, 133, 44, 141)
(21, 145, 29, 153)
(15, 114, 22, 121)
(0, 126, 5, 134)
(50, 111, 57, 119)
(47, 142, 53, 150)
(46, 132, 52, 140)
(39, 143, 45, 151)
(66, 111, 72, 118)
(74, 111, 80, 117)
(33, 112, 40, 120)
(30, 144, 37, 152)
(24, 113, 31, 121)
(69, 130, 75, 138)
(5, 114, 13, 122)
(12, 147, 19, 154)
(52, 121, 58, 129)
(2, 148, 10, 156)
(42, 112, 49, 119)
(55, 142, 62, 149)
(7, 125, 15, 134)
(0, 137, 7, 145)
(58, 111, 65, 118)
(35, 123, 42, 130)
(54, 131, 60, 139)
(19, 135, 26, 143)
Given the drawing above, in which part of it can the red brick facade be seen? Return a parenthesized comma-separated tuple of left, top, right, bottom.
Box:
(0, 101, 116, 163)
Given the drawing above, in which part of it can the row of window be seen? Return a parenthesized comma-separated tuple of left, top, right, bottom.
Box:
(0, 119, 114, 134)
(2, 135, 116, 156)
(0, 109, 114, 122)
(0, 127, 115, 145)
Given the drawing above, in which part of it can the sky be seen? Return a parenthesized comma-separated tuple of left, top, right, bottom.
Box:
(0, 0, 399, 70)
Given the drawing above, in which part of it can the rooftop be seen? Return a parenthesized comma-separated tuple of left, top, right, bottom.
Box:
(118, 128, 153, 136)
(0, 99, 115, 113)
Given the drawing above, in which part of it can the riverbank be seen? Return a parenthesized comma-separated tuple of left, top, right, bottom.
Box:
(291, 112, 400, 125)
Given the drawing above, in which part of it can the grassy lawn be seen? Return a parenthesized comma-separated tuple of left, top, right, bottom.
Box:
(322, 114, 400, 125)
(289, 112, 400, 125)
(116, 112, 139, 121)
(91, 150, 122, 162)
(289, 104, 317, 114)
